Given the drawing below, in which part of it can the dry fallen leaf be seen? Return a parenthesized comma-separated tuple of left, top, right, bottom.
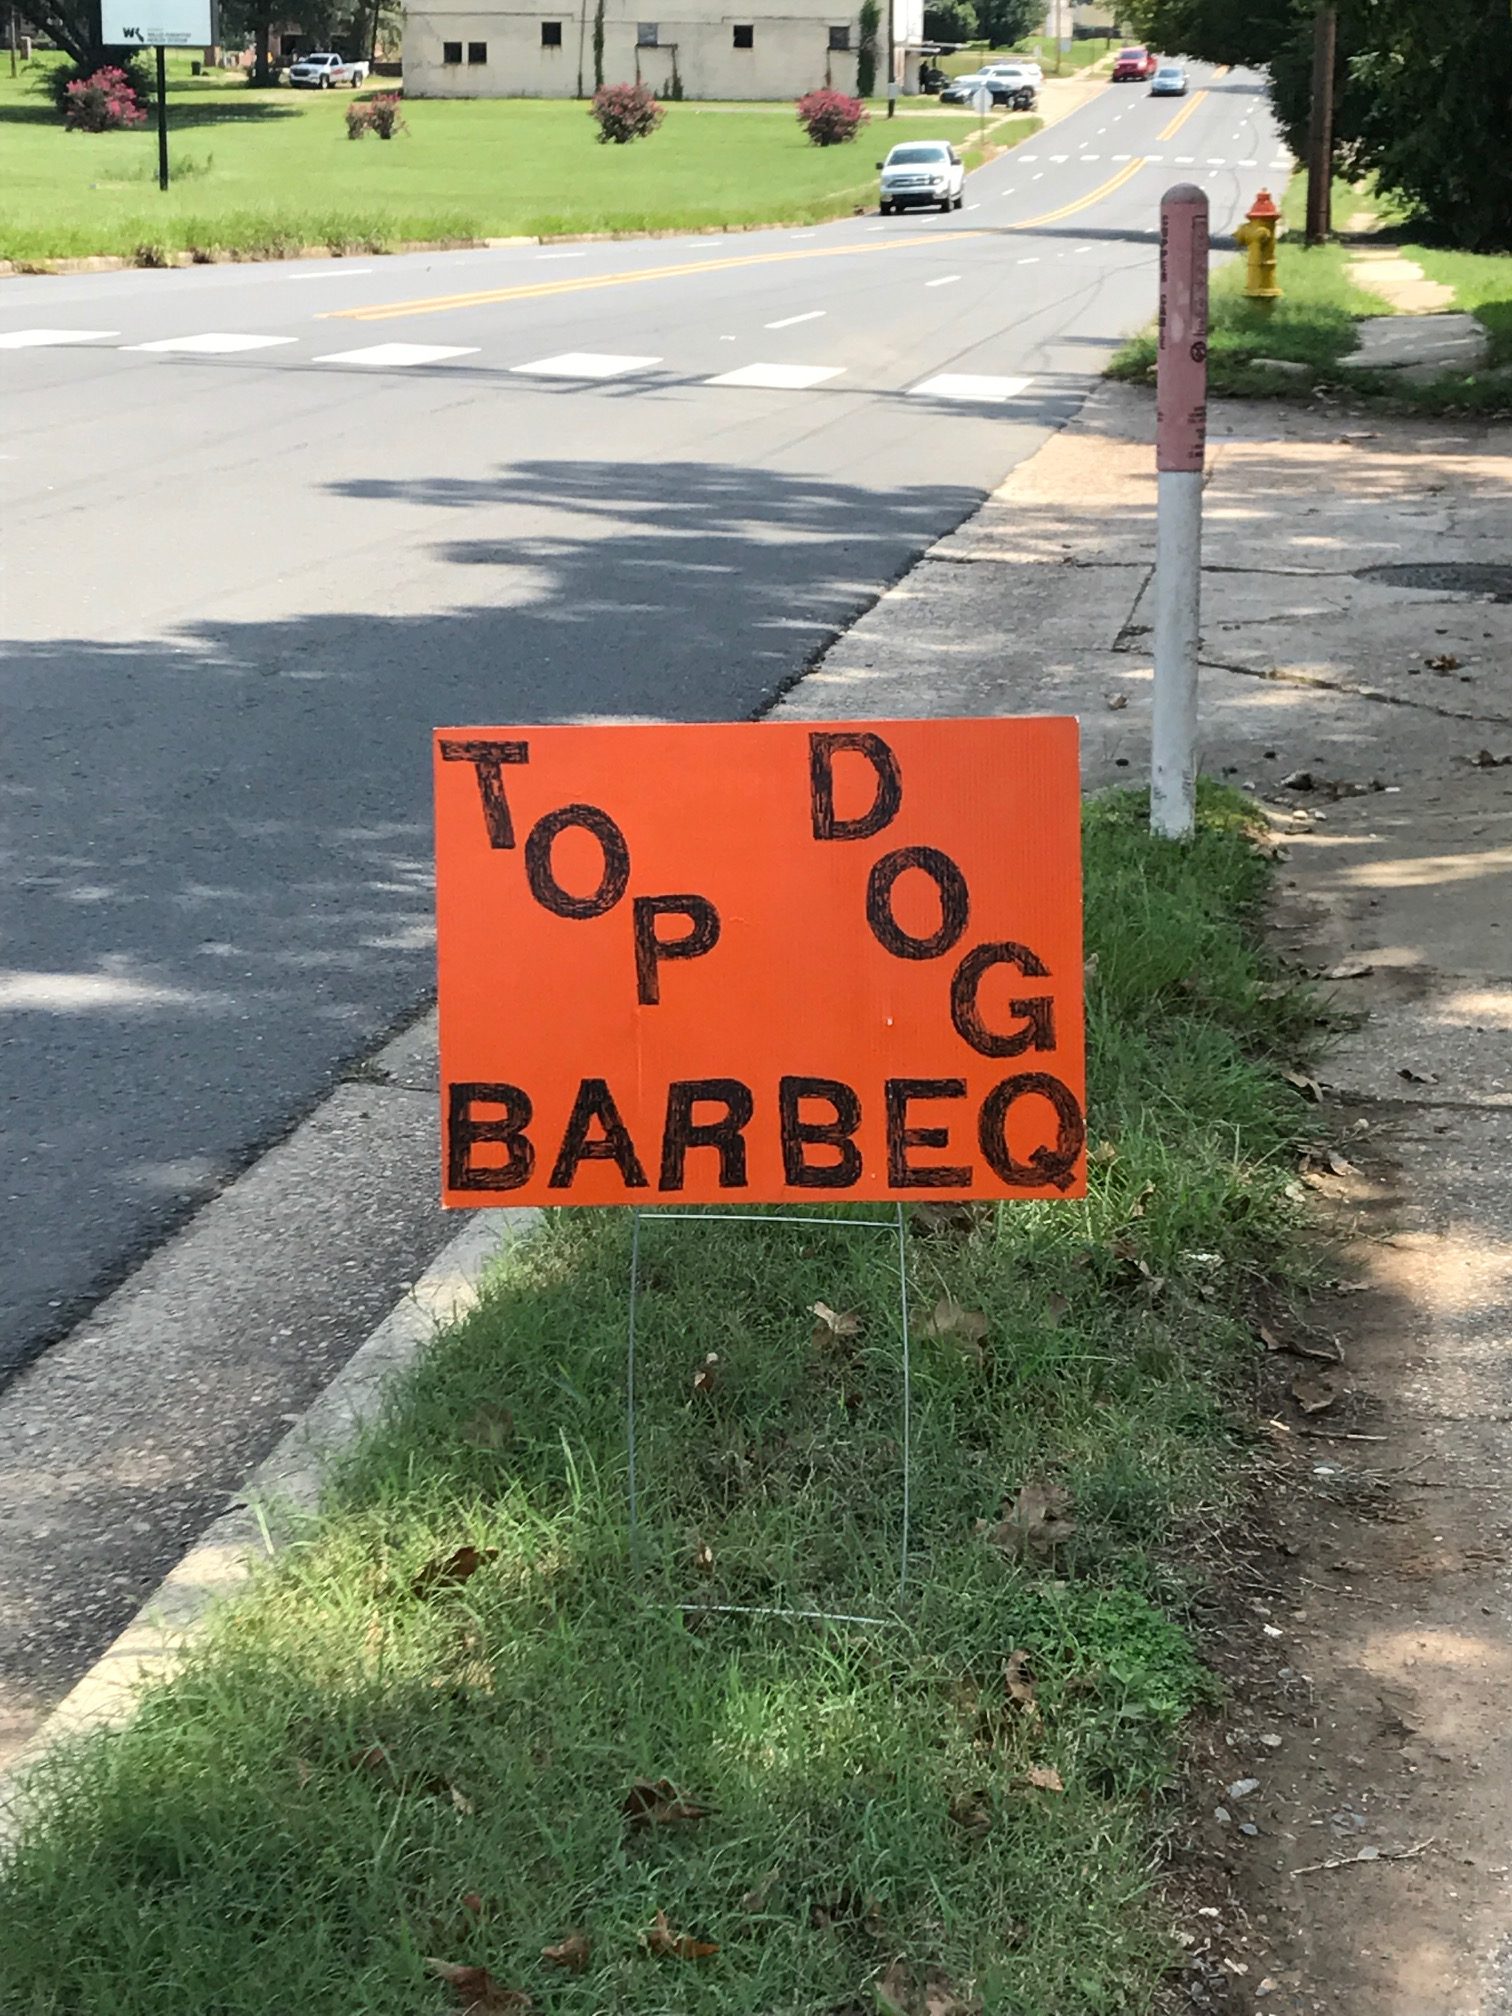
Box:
(1106, 692, 1129, 710)
(623, 1778, 713, 1828)
(541, 1933, 591, 1973)
(1398, 1066, 1439, 1085)
(1282, 1068, 1324, 1102)
(424, 1960, 533, 2013)
(1425, 653, 1461, 671)
(643, 1909, 718, 1960)
(691, 1536, 715, 1575)
(1126, 1179, 1155, 1220)
(1089, 1139, 1117, 1166)
(1291, 1372, 1336, 1415)
(1025, 1764, 1065, 1793)
(978, 1481, 1076, 1560)
(1468, 748, 1512, 769)
(810, 1301, 863, 1348)
(692, 1352, 719, 1397)
(1325, 962, 1374, 982)
(461, 1892, 485, 1916)
(412, 1545, 500, 1601)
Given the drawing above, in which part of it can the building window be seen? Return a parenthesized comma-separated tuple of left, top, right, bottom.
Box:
(468, 39, 487, 60)
(442, 39, 462, 61)
(541, 18, 562, 43)
(827, 22, 850, 48)
(636, 20, 658, 43)
(732, 21, 753, 45)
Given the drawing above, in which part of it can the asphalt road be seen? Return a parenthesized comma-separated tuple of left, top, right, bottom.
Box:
(0, 69, 1282, 1380)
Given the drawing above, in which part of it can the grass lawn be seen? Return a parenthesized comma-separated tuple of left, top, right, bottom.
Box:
(1108, 172, 1512, 408)
(0, 788, 1316, 2016)
(0, 57, 1024, 263)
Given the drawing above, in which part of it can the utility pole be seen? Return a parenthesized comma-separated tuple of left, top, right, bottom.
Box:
(9, 7, 18, 75)
(886, 0, 895, 116)
(1305, 2, 1336, 246)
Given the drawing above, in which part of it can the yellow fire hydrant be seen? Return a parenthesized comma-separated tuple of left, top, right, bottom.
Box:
(1235, 188, 1282, 301)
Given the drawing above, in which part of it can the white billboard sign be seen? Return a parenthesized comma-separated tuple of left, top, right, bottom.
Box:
(101, 0, 214, 45)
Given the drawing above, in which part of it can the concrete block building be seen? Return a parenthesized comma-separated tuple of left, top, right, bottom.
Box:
(403, 0, 926, 102)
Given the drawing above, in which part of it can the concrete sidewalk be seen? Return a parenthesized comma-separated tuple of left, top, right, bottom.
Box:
(774, 385, 1512, 2016)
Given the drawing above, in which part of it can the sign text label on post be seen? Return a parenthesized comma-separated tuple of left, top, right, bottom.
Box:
(100, 0, 214, 43)
(435, 718, 1086, 1206)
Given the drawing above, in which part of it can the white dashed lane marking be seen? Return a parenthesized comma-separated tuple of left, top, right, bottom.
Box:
(0, 328, 117, 347)
(910, 372, 1032, 402)
(315, 342, 480, 366)
(707, 362, 845, 389)
(925, 274, 962, 287)
(765, 311, 826, 329)
(508, 350, 660, 377)
(127, 333, 297, 354)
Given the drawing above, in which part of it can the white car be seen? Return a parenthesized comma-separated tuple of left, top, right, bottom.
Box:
(990, 57, 1042, 85)
(1150, 60, 1188, 95)
(878, 140, 965, 214)
(287, 51, 369, 88)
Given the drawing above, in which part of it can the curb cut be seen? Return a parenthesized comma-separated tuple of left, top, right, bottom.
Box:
(0, 1205, 536, 1847)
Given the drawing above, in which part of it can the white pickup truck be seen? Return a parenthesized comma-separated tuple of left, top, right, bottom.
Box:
(287, 51, 370, 88)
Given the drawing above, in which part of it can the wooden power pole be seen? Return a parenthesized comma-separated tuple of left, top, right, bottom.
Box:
(1305, 2, 1337, 245)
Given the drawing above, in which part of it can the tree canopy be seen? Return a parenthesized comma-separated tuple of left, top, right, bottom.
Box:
(1124, 0, 1512, 248)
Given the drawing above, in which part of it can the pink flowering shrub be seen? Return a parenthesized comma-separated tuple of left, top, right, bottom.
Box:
(590, 82, 664, 144)
(64, 66, 148, 133)
(796, 88, 867, 145)
(347, 92, 407, 139)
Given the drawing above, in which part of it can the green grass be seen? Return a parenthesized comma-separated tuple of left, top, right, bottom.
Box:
(1109, 172, 1512, 408)
(0, 58, 1014, 263)
(0, 787, 1317, 2016)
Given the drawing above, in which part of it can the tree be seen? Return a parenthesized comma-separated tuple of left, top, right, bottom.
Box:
(924, 0, 976, 46)
(1125, 0, 1512, 248)
(856, 0, 880, 98)
(973, 0, 1042, 50)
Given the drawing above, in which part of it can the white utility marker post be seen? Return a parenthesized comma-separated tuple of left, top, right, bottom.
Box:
(1150, 182, 1209, 841)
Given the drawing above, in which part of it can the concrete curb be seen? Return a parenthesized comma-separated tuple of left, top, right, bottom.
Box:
(0, 1204, 536, 1846)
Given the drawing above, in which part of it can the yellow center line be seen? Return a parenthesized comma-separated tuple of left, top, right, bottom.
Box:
(1009, 155, 1146, 229)
(321, 231, 987, 322)
(1156, 88, 1208, 143)
(325, 152, 1156, 326)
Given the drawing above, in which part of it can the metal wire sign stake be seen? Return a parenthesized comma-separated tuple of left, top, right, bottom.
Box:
(432, 717, 1090, 1615)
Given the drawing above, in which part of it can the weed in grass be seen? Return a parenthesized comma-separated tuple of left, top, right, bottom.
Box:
(0, 786, 1313, 2016)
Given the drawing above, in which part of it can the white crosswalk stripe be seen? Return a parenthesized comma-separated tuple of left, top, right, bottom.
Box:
(0, 328, 118, 348)
(127, 333, 297, 354)
(707, 363, 844, 389)
(910, 372, 1032, 403)
(314, 342, 480, 366)
(510, 350, 661, 377)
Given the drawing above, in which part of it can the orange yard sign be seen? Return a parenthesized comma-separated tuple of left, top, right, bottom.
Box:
(434, 719, 1086, 1207)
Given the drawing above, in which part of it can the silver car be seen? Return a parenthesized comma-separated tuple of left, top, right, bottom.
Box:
(878, 141, 966, 214)
(1150, 61, 1188, 95)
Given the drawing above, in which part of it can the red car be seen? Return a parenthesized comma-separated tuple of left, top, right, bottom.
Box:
(1112, 44, 1158, 80)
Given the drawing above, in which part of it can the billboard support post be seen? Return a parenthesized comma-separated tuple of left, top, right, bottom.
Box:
(1151, 183, 1210, 841)
(155, 43, 169, 190)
